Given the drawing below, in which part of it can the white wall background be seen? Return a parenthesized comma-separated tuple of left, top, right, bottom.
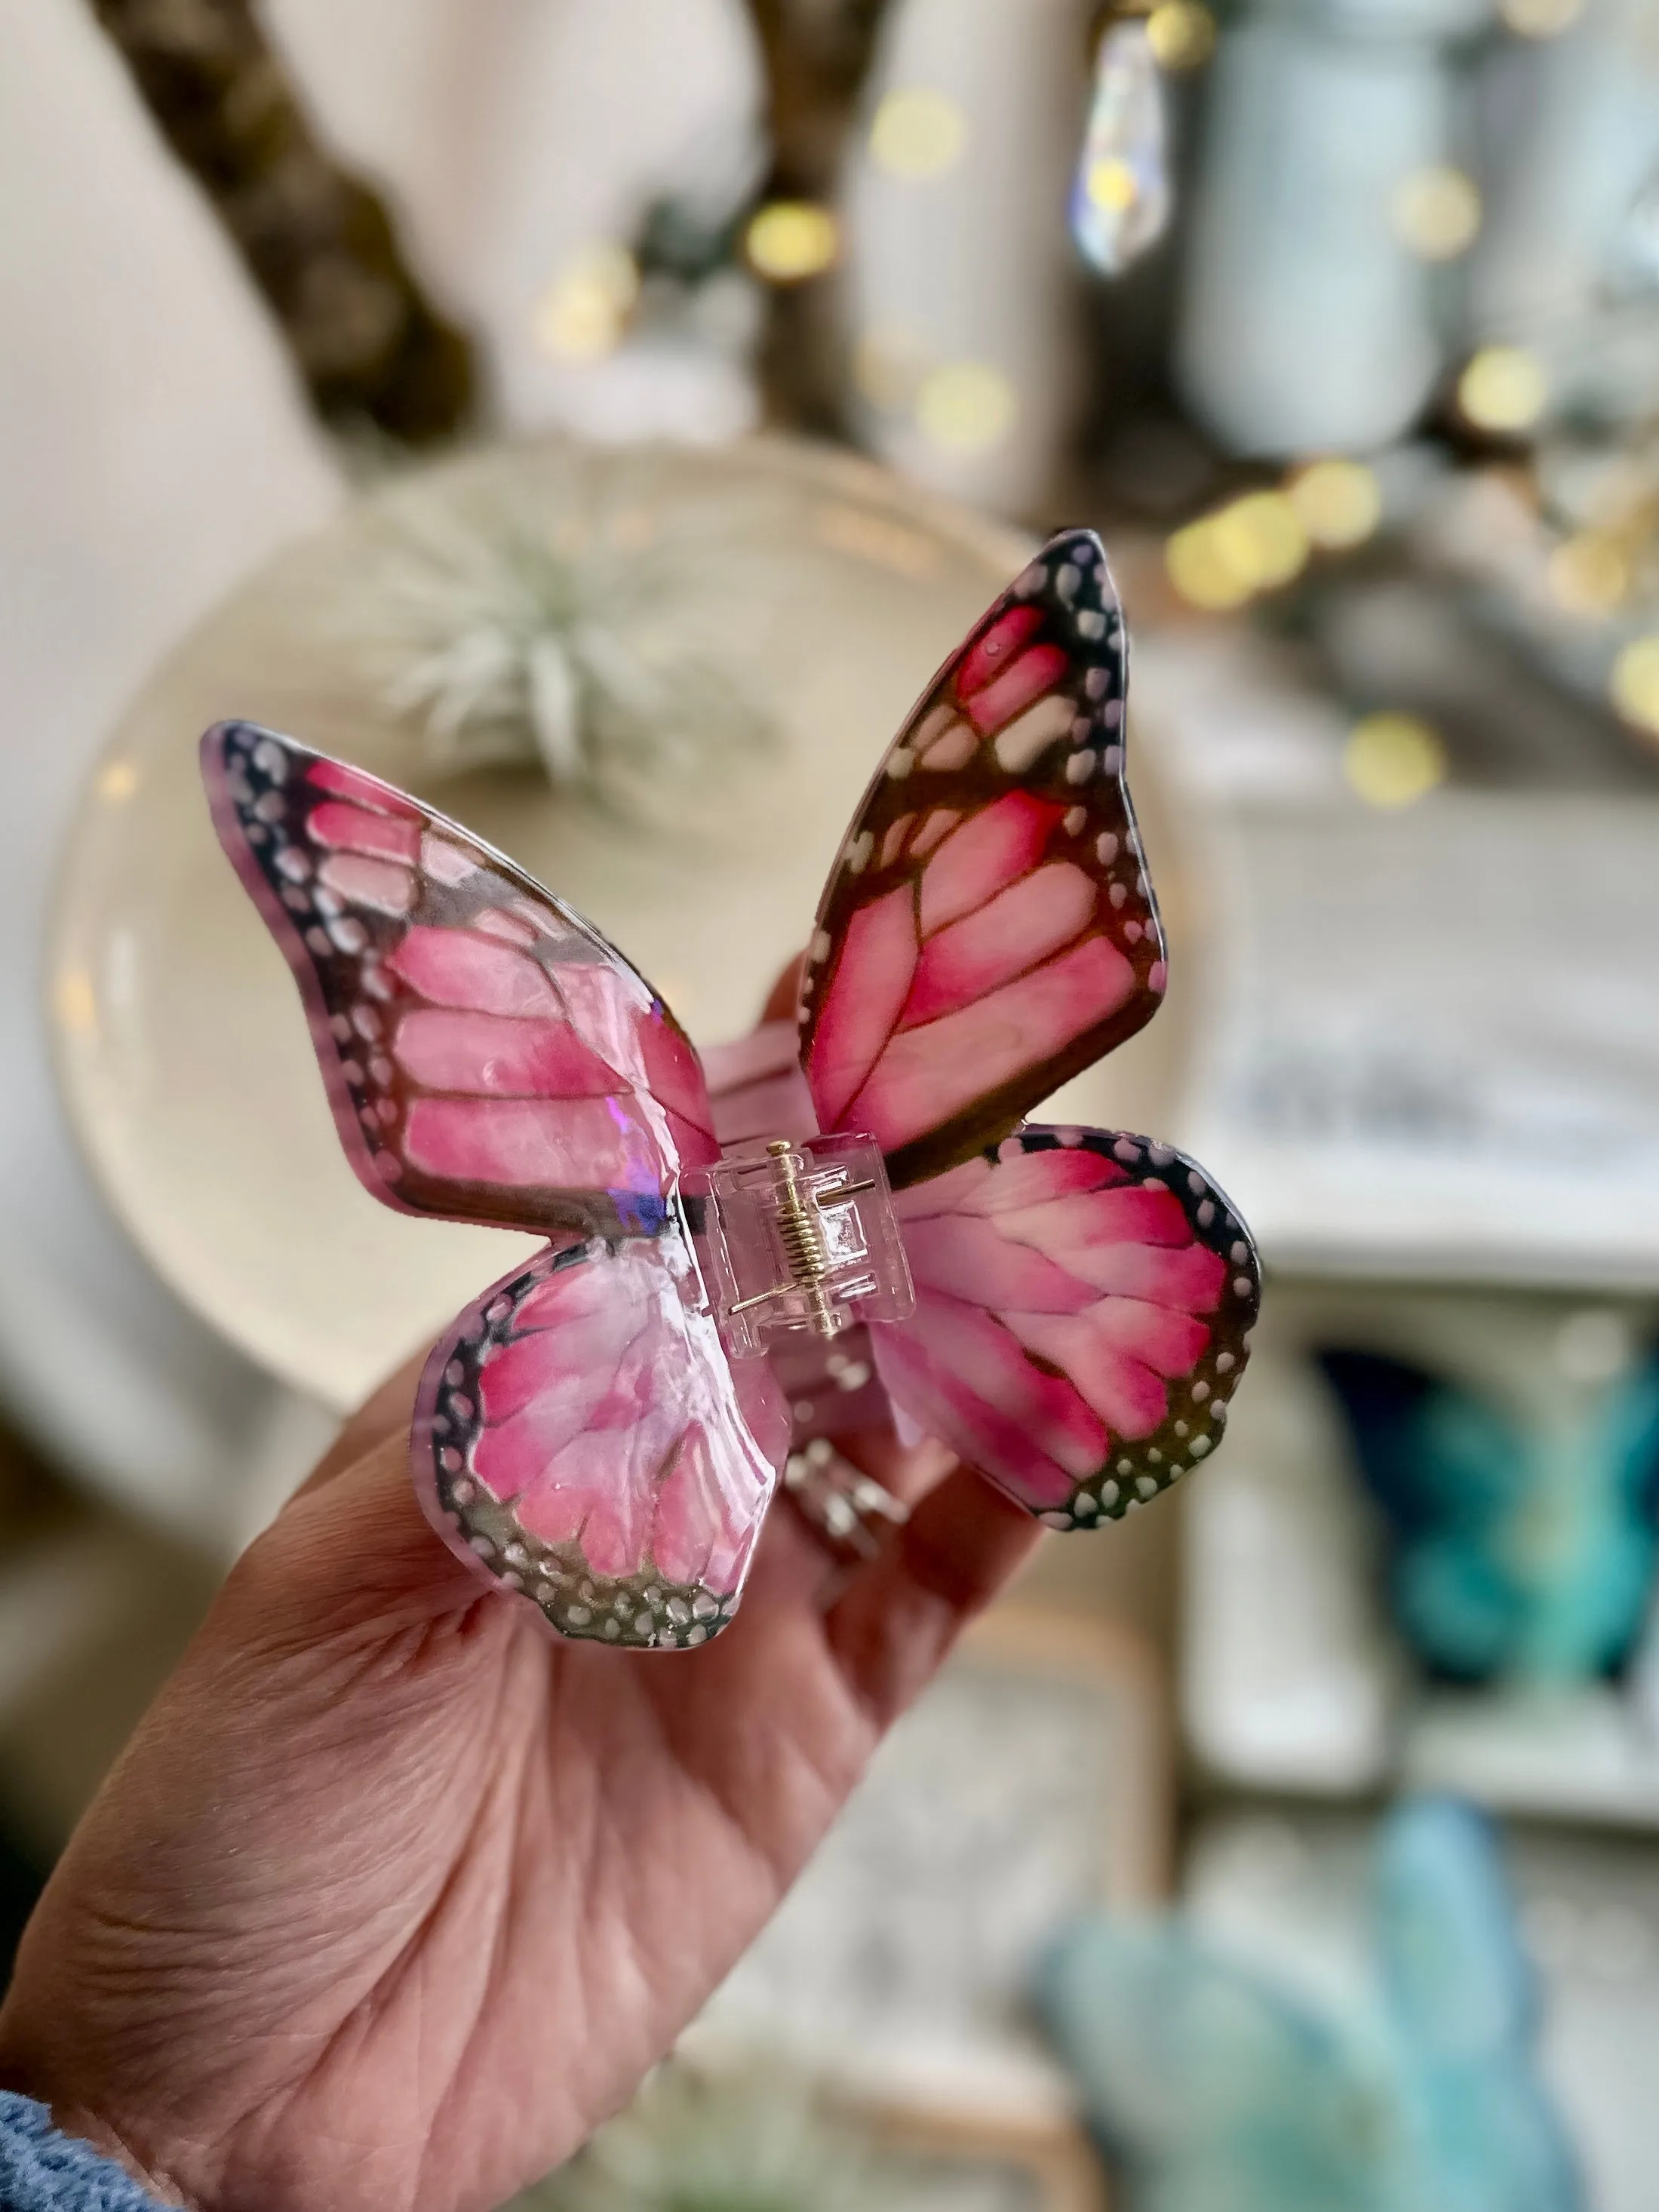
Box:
(0, 0, 753, 1532)
(0, 0, 1109, 1529)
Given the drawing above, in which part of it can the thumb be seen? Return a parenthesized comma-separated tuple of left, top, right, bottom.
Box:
(227, 1423, 487, 1658)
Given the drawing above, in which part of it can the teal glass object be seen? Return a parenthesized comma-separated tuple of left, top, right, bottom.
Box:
(1378, 1801, 1579, 2212)
(1317, 1348, 1659, 1684)
(1040, 1797, 1581, 2212)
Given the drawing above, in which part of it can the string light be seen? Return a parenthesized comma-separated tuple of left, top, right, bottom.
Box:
(914, 361, 1017, 453)
(533, 243, 639, 361)
(1548, 536, 1630, 617)
(1393, 166, 1482, 260)
(1212, 491, 1308, 590)
(1457, 346, 1548, 433)
(1166, 518, 1252, 610)
(1145, 1, 1216, 69)
(1287, 460, 1383, 549)
(1501, 0, 1584, 35)
(745, 202, 840, 283)
(869, 87, 967, 180)
(1344, 714, 1447, 808)
(1611, 637, 1659, 736)
(1166, 492, 1308, 608)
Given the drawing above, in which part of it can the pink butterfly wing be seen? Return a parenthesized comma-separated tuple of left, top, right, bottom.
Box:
(202, 720, 716, 1237)
(870, 1130, 1261, 1525)
(798, 530, 1163, 1190)
(784, 530, 1260, 1522)
(204, 720, 788, 1642)
(416, 1237, 788, 1643)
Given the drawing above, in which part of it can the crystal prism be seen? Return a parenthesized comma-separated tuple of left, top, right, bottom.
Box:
(1071, 20, 1172, 278)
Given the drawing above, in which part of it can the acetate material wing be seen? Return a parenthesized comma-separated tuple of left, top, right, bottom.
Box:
(416, 1235, 789, 1643)
(798, 530, 1165, 1190)
(871, 1129, 1260, 1525)
(1040, 1920, 1387, 2212)
(1040, 1800, 1579, 2212)
(1375, 1800, 1581, 2212)
(1318, 1347, 1659, 1684)
(202, 720, 716, 1239)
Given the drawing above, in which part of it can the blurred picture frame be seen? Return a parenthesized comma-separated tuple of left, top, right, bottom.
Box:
(518, 2056, 1110, 2212)
(686, 1596, 1172, 2124)
(862, 2098, 1108, 2212)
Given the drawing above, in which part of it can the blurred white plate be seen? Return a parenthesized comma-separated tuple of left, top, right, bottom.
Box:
(50, 436, 1190, 1413)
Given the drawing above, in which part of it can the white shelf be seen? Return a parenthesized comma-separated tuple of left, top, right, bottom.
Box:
(1138, 631, 1659, 1293)
(1181, 1280, 1659, 1832)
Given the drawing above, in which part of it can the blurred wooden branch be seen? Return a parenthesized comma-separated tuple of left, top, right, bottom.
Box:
(85, 0, 475, 447)
(742, 0, 893, 433)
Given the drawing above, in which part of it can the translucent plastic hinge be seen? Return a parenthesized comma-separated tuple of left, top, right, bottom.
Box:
(702, 1133, 914, 1358)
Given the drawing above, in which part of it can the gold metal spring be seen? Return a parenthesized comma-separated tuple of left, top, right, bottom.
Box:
(767, 1139, 838, 1334)
(769, 1141, 829, 1280)
(722, 1143, 884, 1338)
(770, 1141, 836, 1327)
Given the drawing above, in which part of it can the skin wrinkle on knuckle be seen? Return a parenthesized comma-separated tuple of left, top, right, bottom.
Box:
(897, 1505, 1000, 1616)
(828, 1608, 935, 1734)
(747, 1707, 867, 1867)
(220, 1532, 484, 1676)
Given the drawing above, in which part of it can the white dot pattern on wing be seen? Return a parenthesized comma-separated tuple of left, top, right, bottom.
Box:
(793, 529, 1169, 1154)
(880, 1124, 1261, 1531)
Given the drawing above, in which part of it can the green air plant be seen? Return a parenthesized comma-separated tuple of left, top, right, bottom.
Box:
(330, 447, 782, 832)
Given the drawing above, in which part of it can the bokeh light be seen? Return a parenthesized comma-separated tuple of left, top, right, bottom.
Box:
(745, 201, 840, 283)
(93, 758, 139, 804)
(1611, 636, 1659, 736)
(1548, 535, 1630, 618)
(533, 241, 639, 361)
(1457, 346, 1549, 434)
(1166, 492, 1310, 608)
(869, 87, 967, 180)
(914, 361, 1017, 452)
(1287, 459, 1383, 549)
(1344, 713, 1448, 808)
(1212, 491, 1309, 590)
(1501, 0, 1585, 34)
(53, 967, 97, 1038)
(1392, 166, 1482, 260)
(1166, 518, 1252, 610)
(1145, 1, 1217, 69)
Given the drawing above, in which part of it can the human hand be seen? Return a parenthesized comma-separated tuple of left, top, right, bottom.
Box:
(0, 994, 1038, 2212)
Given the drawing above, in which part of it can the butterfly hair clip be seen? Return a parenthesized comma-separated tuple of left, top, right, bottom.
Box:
(202, 529, 1261, 1648)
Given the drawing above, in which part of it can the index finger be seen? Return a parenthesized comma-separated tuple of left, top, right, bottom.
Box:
(822, 1463, 1042, 1727)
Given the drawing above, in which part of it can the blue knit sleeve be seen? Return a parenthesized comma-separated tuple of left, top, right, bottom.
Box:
(0, 2094, 171, 2211)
